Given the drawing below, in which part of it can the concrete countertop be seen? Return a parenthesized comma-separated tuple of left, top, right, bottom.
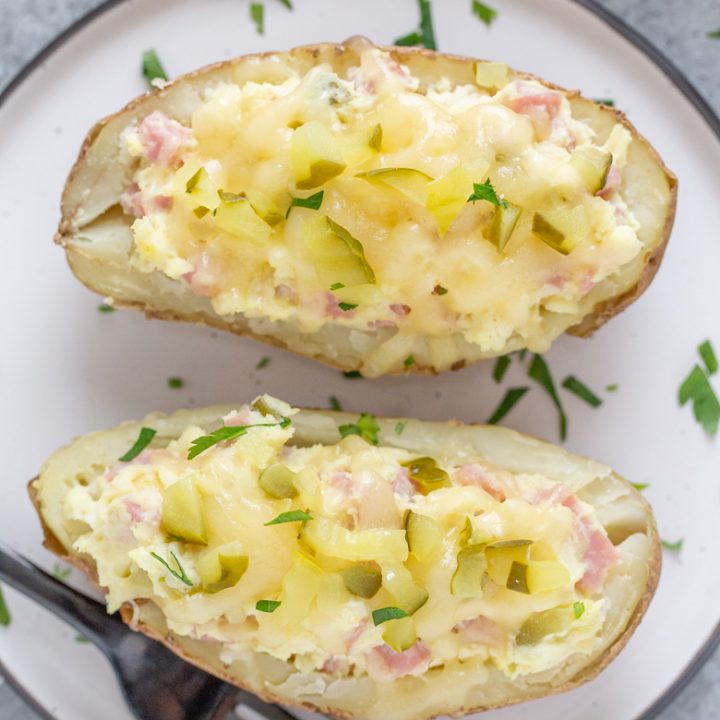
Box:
(0, 0, 718, 718)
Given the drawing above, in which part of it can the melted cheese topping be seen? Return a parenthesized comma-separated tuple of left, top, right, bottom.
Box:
(120, 46, 640, 361)
(66, 397, 617, 683)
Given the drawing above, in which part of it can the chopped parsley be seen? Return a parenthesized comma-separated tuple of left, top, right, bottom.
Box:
(573, 601, 585, 619)
(256, 599, 282, 613)
(119, 427, 157, 462)
(329, 395, 343, 411)
(53, 564, 72, 581)
(605, 383, 619, 392)
(342, 370, 362, 379)
(339, 413, 380, 445)
(0, 584, 10, 626)
(595, 98, 616, 106)
(167, 377, 184, 389)
(492, 355, 511, 384)
(562, 376, 602, 408)
(487, 387, 529, 425)
(708, 29, 720, 38)
(97, 303, 116, 313)
(265, 509, 312, 526)
(250, 3, 265, 34)
(661, 538, 684, 552)
(529, 355, 567, 441)
(256, 356, 271, 370)
(338, 302, 358, 312)
(142, 49, 168, 87)
(403, 355, 415, 368)
(467, 178, 507, 207)
(395, 420, 408, 435)
(432, 284, 448, 296)
(632, 482, 650, 491)
(471, 1, 498, 27)
(698, 339, 718, 375)
(395, 0, 437, 50)
(75, 635, 90, 643)
(288, 191, 324, 214)
(330, 282, 345, 291)
(188, 418, 291, 459)
(277, 0, 293, 8)
(372, 606, 408, 626)
(678, 364, 720, 435)
(150, 551, 193, 587)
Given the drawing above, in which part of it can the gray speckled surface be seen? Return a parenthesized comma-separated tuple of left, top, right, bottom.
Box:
(0, 0, 718, 718)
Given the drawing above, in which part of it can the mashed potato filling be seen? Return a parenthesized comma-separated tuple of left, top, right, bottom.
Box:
(65, 396, 618, 684)
(117, 44, 641, 360)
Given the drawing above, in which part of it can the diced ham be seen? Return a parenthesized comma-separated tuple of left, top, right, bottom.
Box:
(454, 463, 517, 502)
(454, 615, 504, 647)
(329, 470, 354, 496)
(151, 195, 173, 212)
(275, 284, 295, 301)
(390, 303, 411, 318)
(138, 111, 195, 168)
(506, 85, 562, 119)
(182, 252, 214, 297)
(120, 183, 145, 218)
(321, 656, 346, 674)
(345, 618, 370, 653)
(325, 292, 355, 319)
(124, 499, 145, 523)
(366, 642, 432, 683)
(368, 319, 396, 330)
(598, 164, 621, 198)
(392, 468, 417, 499)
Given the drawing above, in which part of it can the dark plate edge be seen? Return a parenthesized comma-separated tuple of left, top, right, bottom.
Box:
(0, 1, 718, 719)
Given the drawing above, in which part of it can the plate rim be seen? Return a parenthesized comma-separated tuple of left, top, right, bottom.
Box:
(0, 1, 718, 719)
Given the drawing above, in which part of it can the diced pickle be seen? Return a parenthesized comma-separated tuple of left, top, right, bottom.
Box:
(458, 516, 474, 548)
(214, 194, 272, 244)
(291, 121, 347, 189)
(258, 464, 298, 499)
(485, 540, 532, 586)
(401, 457, 450, 495)
(245, 188, 288, 227)
(185, 167, 220, 212)
(196, 541, 248, 593)
(486, 202, 522, 253)
(161, 477, 207, 545)
(341, 123, 383, 165)
(340, 563, 382, 598)
(451, 544, 487, 597)
(506, 561, 530, 594)
(532, 212, 583, 255)
(405, 511, 443, 562)
(526, 561, 571, 594)
(382, 616, 417, 652)
(426, 162, 489, 236)
(303, 216, 375, 288)
(570, 147, 613, 194)
(303, 517, 408, 562)
(333, 283, 383, 306)
(516, 605, 574, 645)
(473, 61, 510, 91)
(356, 167, 434, 206)
(381, 561, 429, 614)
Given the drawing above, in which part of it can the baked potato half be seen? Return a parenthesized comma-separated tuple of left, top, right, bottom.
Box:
(57, 37, 676, 377)
(32, 397, 660, 719)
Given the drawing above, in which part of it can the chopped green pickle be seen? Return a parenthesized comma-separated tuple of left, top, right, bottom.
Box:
(451, 544, 487, 597)
(405, 511, 443, 562)
(356, 167, 434, 206)
(299, 160, 347, 190)
(486, 201, 522, 252)
(526, 560, 571, 594)
(160, 477, 207, 544)
(531, 212, 580, 255)
(196, 541, 248, 594)
(258, 463, 298, 499)
(485, 539, 532, 586)
(382, 616, 417, 652)
(570, 147, 613, 194)
(214, 194, 272, 243)
(292, 121, 347, 189)
(516, 605, 574, 645)
(382, 562, 429, 614)
(506, 561, 530, 594)
(340, 563, 382, 598)
(368, 123, 383, 151)
(458, 516, 474, 548)
(401, 457, 450, 495)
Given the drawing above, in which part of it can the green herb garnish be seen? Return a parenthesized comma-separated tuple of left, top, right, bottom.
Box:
(403, 355, 415, 368)
(0, 584, 10, 626)
(278, 0, 293, 8)
(492, 355, 511, 384)
(256, 356, 271, 370)
(395, 420, 408, 435)
(53, 564, 72, 581)
(605, 383, 619, 392)
(487, 387, 529, 425)
(372, 606, 409, 626)
(573, 601, 585, 619)
(150, 551, 193, 587)
(595, 98, 616, 106)
(432, 284, 448, 295)
(632, 482, 650, 491)
(395, 0, 437, 50)
(661, 539, 684, 552)
(343, 370, 362, 379)
(288, 191, 324, 215)
(330, 282, 345, 291)
(250, 2, 265, 34)
(467, 178, 507, 207)
(98, 303, 116, 313)
(142, 49, 168, 86)
(167, 377, 184, 389)
(678, 365, 720, 435)
(708, 29, 720, 38)
(188, 418, 291, 459)
(698, 340, 718, 375)
(265, 509, 312, 526)
(75, 635, 90, 643)
(256, 599, 282, 613)
(471, 1, 497, 27)
(562, 376, 602, 408)
(329, 396, 343, 411)
(529, 355, 567, 441)
(338, 302, 358, 312)
(119, 427, 157, 462)
(339, 413, 380, 445)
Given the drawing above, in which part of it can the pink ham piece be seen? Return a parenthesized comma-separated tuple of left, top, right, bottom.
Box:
(454, 463, 517, 502)
(325, 292, 355, 319)
(390, 303, 411, 318)
(454, 615, 505, 647)
(598, 163, 622, 198)
(365, 642, 432, 683)
(182, 252, 214, 298)
(138, 111, 195, 168)
(123, 499, 145, 523)
(506, 84, 562, 119)
(392, 468, 417, 499)
(119, 183, 145, 218)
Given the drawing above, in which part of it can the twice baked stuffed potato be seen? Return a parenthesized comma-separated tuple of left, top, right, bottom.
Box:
(57, 37, 676, 377)
(33, 396, 660, 719)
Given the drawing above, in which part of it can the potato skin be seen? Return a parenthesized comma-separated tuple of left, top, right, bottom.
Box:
(30, 407, 661, 719)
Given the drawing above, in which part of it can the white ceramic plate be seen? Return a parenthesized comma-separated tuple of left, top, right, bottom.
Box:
(1, 0, 719, 718)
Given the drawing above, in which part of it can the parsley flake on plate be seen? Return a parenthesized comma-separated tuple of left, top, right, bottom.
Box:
(528, 355, 567, 441)
(678, 364, 720, 435)
(487, 387, 529, 425)
(0, 584, 10, 626)
(562, 376, 602, 408)
(339, 413, 380, 445)
(329, 395, 343, 411)
(471, 0, 498, 26)
(142, 49, 168, 87)
(250, 3, 265, 34)
(492, 355, 511, 384)
(661, 539, 684, 552)
(395, 0, 437, 50)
